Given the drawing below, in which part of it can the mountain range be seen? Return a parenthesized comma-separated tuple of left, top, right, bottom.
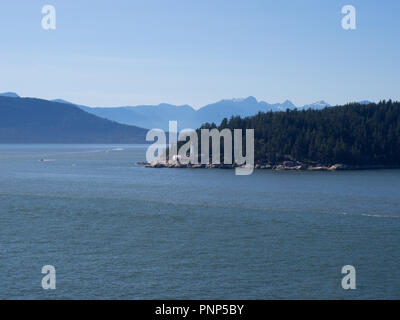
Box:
(0, 94, 147, 143)
(83, 97, 378, 130)
(62, 96, 336, 130)
(0, 92, 372, 138)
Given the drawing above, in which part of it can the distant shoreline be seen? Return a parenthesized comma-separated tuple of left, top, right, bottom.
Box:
(138, 161, 400, 171)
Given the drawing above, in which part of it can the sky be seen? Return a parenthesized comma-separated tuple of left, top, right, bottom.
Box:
(0, 0, 399, 109)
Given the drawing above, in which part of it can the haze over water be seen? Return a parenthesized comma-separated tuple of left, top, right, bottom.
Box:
(0, 144, 399, 299)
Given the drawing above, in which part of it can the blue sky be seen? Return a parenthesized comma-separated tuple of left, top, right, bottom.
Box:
(0, 0, 399, 108)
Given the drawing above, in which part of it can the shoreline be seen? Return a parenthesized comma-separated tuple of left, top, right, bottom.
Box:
(137, 161, 400, 171)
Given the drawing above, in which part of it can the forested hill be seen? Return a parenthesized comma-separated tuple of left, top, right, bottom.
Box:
(0, 96, 147, 143)
(206, 101, 400, 166)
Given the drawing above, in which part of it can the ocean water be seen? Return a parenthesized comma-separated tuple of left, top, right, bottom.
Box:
(0, 144, 399, 299)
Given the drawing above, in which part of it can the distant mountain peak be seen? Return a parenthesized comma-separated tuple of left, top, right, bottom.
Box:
(157, 103, 193, 109)
(156, 103, 176, 108)
(358, 100, 372, 105)
(0, 92, 20, 98)
(299, 100, 331, 110)
(243, 96, 258, 103)
(221, 96, 258, 104)
(277, 100, 296, 109)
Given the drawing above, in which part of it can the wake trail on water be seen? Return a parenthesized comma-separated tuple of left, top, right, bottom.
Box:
(39, 147, 125, 158)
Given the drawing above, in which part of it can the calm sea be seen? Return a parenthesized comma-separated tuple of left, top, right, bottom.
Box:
(0, 144, 399, 299)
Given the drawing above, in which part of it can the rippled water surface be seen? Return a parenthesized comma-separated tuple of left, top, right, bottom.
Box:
(0, 144, 399, 299)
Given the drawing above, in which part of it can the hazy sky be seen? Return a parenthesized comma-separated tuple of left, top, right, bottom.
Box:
(0, 0, 399, 108)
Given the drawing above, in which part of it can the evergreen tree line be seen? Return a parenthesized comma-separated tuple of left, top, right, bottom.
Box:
(196, 101, 400, 166)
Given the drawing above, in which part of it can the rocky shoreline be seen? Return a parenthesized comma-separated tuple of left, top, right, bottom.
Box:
(137, 160, 399, 171)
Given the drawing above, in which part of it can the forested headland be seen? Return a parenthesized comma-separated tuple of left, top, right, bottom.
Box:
(199, 100, 400, 168)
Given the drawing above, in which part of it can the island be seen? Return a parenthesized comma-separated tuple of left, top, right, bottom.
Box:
(139, 100, 400, 171)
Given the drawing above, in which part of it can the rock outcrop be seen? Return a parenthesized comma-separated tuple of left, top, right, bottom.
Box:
(138, 160, 397, 171)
